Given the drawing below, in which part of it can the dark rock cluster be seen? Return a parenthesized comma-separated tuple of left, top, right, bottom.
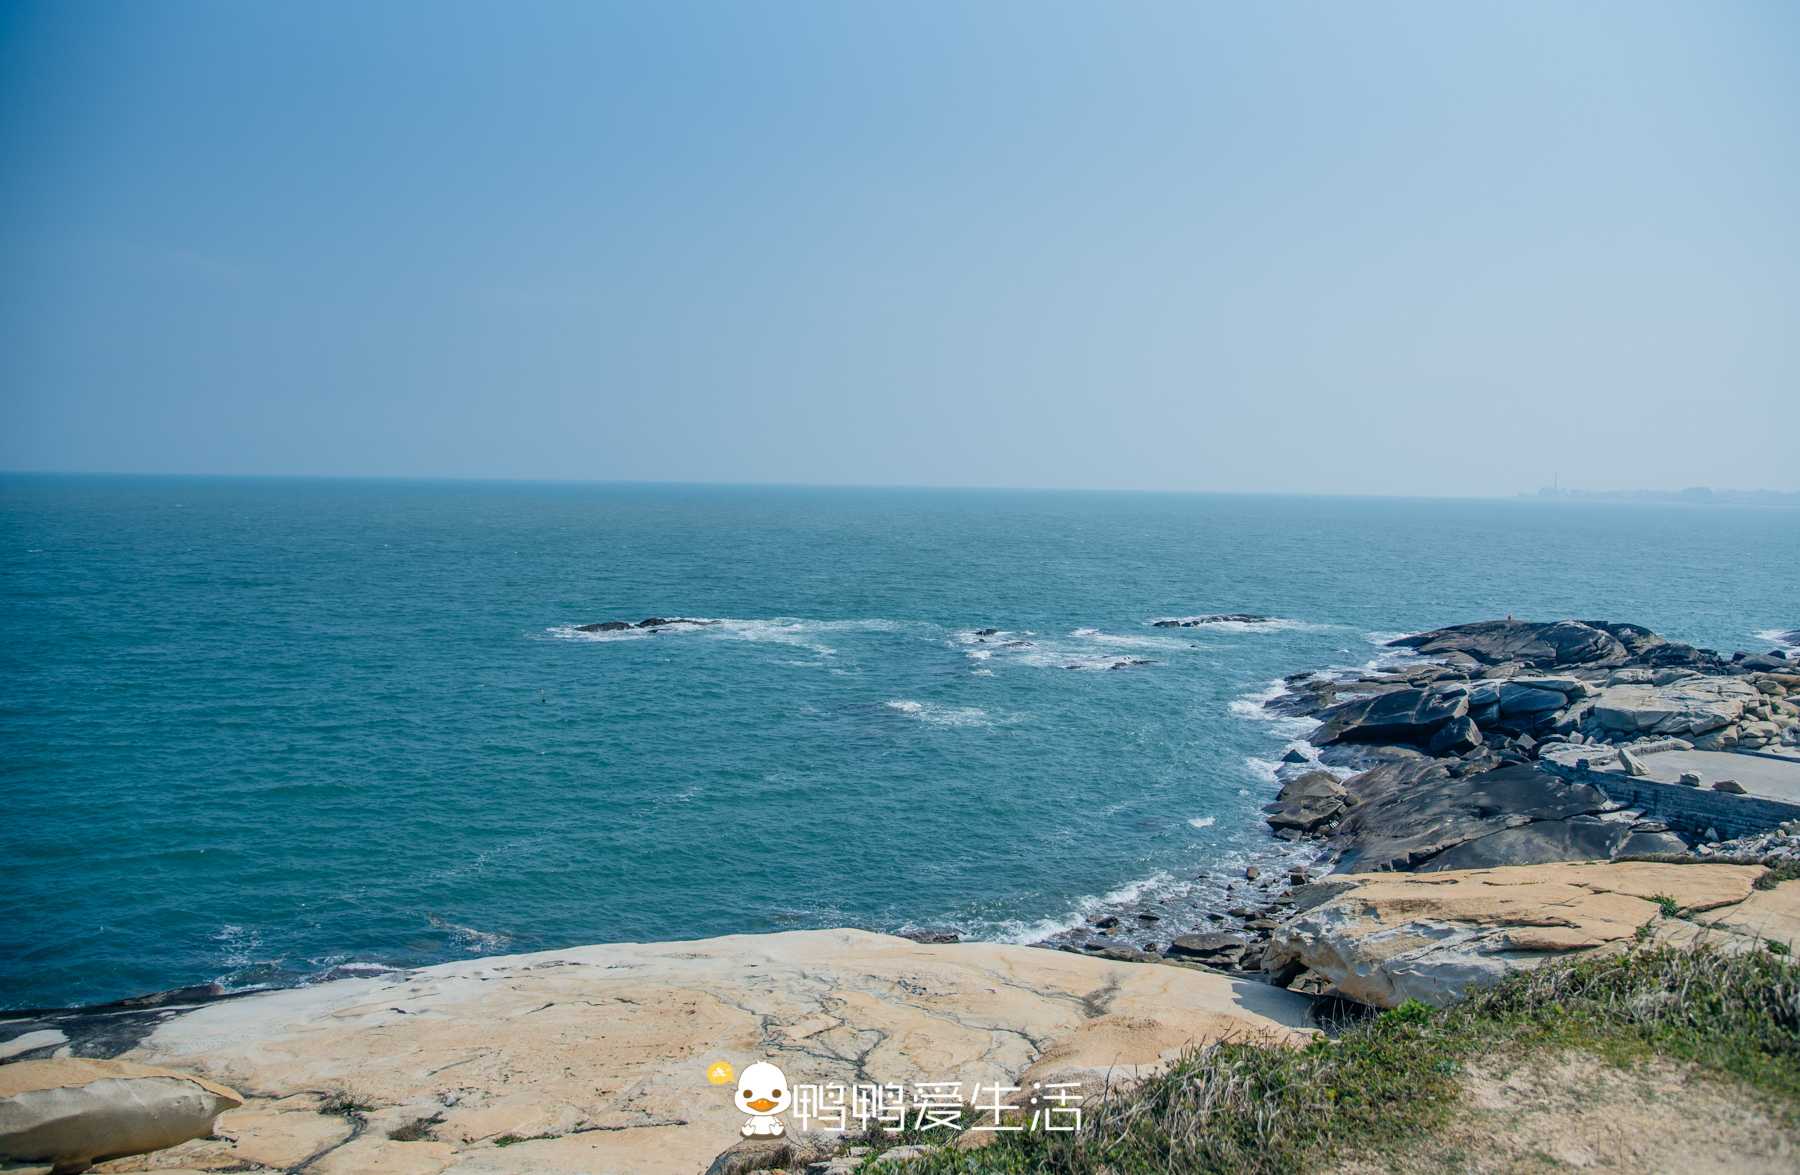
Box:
(575, 617, 718, 632)
(1263, 619, 1797, 876)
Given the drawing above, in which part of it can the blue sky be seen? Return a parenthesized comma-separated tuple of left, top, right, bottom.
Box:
(1, 2, 1795, 495)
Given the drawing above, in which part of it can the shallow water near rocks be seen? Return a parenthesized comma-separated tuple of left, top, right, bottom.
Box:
(2, 475, 1795, 1009)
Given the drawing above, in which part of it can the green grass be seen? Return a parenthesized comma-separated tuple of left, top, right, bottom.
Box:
(883, 943, 1800, 1175)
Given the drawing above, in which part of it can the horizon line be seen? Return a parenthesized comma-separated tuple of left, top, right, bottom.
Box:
(3, 469, 1799, 504)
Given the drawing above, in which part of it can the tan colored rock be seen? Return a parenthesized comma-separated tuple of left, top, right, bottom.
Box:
(210, 1098, 353, 1169)
(0, 1058, 243, 1174)
(1695, 879, 1800, 950)
(1264, 862, 1766, 1009)
(308, 1137, 455, 1175)
(103, 930, 1311, 1175)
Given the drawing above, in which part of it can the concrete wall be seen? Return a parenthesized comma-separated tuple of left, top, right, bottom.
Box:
(1558, 767, 1800, 841)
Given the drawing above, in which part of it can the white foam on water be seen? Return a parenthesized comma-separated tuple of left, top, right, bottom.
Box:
(211, 924, 263, 968)
(1146, 616, 1317, 634)
(543, 623, 657, 642)
(1229, 682, 1288, 718)
(1187, 816, 1216, 829)
(541, 615, 910, 656)
(881, 700, 997, 727)
(1754, 629, 1798, 655)
(1244, 757, 1282, 783)
(427, 913, 514, 954)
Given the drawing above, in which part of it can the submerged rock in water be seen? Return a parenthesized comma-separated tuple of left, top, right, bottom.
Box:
(1152, 614, 1268, 627)
(576, 620, 633, 632)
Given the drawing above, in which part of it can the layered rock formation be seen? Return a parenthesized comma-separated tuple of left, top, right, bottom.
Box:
(76, 930, 1313, 1175)
(1261, 861, 1786, 1008)
(1265, 620, 1800, 874)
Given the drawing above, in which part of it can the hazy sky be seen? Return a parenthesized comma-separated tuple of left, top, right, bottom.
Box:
(2, 2, 1796, 495)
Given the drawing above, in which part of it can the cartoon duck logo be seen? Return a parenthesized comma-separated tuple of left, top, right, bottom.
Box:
(733, 1061, 791, 1137)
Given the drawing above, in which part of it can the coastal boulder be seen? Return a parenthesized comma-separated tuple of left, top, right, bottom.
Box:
(1309, 687, 1469, 747)
(1415, 816, 1631, 871)
(1165, 933, 1250, 968)
(1320, 762, 1609, 874)
(1497, 683, 1568, 718)
(1589, 677, 1757, 736)
(1262, 771, 1349, 838)
(0, 1058, 243, 1173)
(1428, 715, 1483, 756)
(1388, 621, 1627, 669)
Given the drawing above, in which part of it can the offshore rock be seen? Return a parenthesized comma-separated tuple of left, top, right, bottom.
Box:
(575, 620, 633, 632)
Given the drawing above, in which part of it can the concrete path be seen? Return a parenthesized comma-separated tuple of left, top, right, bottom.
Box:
(1633, 749, 1800, 804)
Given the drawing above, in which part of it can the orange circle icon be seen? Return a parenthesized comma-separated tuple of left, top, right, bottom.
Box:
(706, 1061, 734, 1085)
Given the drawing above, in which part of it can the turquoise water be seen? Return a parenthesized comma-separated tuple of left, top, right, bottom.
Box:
(2, 476, 1795, 1010)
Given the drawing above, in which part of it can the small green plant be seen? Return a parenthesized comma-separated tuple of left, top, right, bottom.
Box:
(318, 1091, 375, 1118)
(905, 946, 1800, 1175)
(493, 1134, 524, 1148)
(388, 1116, 441, 1141)
(1769, 939, 1792, 956)
(1649, 893, 1681, 918)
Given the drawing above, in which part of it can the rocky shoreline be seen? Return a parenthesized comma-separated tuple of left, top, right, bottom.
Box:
(1034, 618, 1800, 986)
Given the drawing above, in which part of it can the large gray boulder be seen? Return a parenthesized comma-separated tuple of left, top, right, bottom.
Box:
(1388, 620, 1627, 668)
(0, 1058, 242, 1174)
(1309, 687, 1469, 747)
(1498, 683, 1569, 717)
(1429, 715, 1483, 755)
(1589, 677, 1758, 737)
(1320, 762, 1610, 874)
(1416, 817, 1631, 871)
(1263, 771, 1349, 838)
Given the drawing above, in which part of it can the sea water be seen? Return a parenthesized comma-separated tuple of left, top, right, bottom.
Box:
(2, 476, 1795, 1009)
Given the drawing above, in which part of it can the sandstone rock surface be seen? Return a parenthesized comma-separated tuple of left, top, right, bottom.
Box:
(1262, 862, 1769, 1009)
(0, 1058, 243, 1173)
(93, 930, 1313, 1175)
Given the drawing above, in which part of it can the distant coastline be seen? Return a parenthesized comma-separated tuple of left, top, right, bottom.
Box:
(1519, 485, 1800, 506)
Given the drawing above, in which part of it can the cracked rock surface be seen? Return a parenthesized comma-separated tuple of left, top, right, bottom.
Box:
(1261, 862, 1782, 1010)
(86, 929, 1314, 1175)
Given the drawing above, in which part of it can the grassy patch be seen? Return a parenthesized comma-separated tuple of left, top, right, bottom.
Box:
(317, 1090, 376, 1118)
(387, 1115, 442, 1141)
(896, 944, 1800, 1175)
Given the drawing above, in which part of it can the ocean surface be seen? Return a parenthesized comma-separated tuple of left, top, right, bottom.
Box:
(2, 476, 1796, 1010)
